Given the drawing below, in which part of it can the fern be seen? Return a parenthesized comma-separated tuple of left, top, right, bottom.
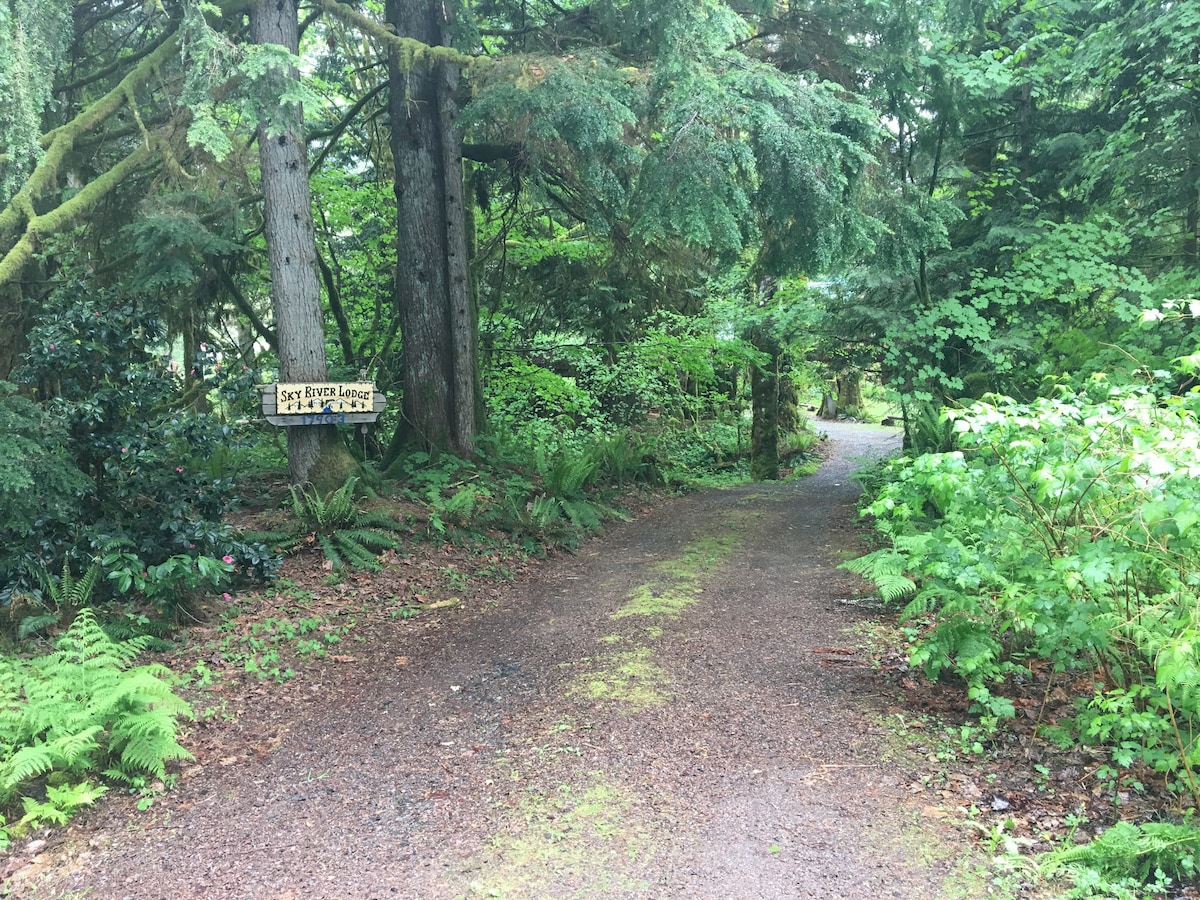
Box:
(2, 746, 58, 792)
(524, 494, 563, 531)
(242, 527, 306, 554)
(441, 486, 479, 522)
(0, 609, 193, 828)
(590, 431, 655, 486)
(263, 476, 407, 571)
(17, 613, 60, 640)
(559, 497, 602, 530)
(291, 476, 361, 528)
(536, 445, 600, 498)
(38, 559, 102, 612)
(1043, 821, 1200, 886)
(840, 549, 918, 603)
(13, 781, 107, 833)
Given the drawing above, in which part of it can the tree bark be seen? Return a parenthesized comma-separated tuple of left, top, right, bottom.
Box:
(385, 0, 477, 459)
(836, 370, 862, 413)
(748, 323, 781, 481)
(251, 0, 355, 489)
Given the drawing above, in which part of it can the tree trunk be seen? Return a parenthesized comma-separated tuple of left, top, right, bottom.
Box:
(385, 0, 477, 459)
(836, 370, 863, 414)
(0, 284, 32, 381)
(818, 392, 838, 420)
(748, 325, 781, 481)
(251, 0, 356, 490)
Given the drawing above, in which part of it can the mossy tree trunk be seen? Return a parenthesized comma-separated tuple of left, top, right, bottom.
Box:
(384, 0, 478, 460)
(748, 323, 781, 481)
(836, 370, 862, 414)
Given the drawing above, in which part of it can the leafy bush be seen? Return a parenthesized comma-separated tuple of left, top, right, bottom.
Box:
(5, 284, 275, 603)
(0, 609, 193, 846)
(486, 356, 605, 447)
(846, 385, 1200, 798)
(0, 383, 91, 573)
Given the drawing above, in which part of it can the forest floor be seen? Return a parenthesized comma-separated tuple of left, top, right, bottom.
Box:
(2, 420, 1144, 899)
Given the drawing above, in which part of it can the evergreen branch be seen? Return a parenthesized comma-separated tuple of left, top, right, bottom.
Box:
(0, 28, 180, 245)
(218, 265, 278, 351)
(53, 27, 169, 97)
(307, 81, 387, 173)
(313, 0, 477, 71)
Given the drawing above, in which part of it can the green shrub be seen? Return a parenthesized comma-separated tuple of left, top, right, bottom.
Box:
(0, 383, 91, 576)
(0, 609, 193, 846)
(6, 285, 276, 603)
(847, 385, 1200, 798)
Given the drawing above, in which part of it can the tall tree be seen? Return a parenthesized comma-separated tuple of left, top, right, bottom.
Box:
(384, 0, 478, 459)
(250, 0, 357, 488)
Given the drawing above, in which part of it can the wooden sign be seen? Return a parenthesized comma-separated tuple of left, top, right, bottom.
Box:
(261, 383, 385, 426)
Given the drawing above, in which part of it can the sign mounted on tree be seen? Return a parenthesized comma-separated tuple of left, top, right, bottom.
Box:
(260, 382, 385, 426)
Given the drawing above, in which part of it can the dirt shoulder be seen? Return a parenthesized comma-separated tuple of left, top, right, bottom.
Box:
(4, 421, 989, 899)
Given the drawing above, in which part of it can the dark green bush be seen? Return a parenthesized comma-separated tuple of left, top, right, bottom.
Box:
(4, 284, 275, 605)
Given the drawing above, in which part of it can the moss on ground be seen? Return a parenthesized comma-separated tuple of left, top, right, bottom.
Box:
(567, 647, 671, 709)
(613, 532, 742, 620)
(460, 773, 656, 897)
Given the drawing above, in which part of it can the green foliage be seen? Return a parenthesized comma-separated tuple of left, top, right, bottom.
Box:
(0, 609, 193, 843)
(877, 217, 1153, 400)
(521, 443, 627, 538)
(177, 0, 322, 159)
(1042, 820, 1200, 898)
(250, 476, 404, 572)
(849, 385, 1200, 791)
(486, 355, 605, 446)
(899, 397, 958, 455)
(590, 432, 660, 487)
(214, 602, 356, 683)
(6, 285, 276, 603)
(839, 550, 916, 604)
(99, 547, 237, 620)
(0, 0, 72, 203)
(12, 559, 105, 638)
(0, 382, 90, 551)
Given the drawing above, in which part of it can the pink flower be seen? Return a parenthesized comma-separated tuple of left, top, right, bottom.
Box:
(222, 592, 232, 601)
(176, 466, 183, 473)
(120, 447, 127, 454)
(222, 555, 234, 565)
(49, 343, 55, 350)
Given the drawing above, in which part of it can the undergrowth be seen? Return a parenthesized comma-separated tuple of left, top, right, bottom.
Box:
(0, 609, 192, 848)
(847, 384, 1200, 896)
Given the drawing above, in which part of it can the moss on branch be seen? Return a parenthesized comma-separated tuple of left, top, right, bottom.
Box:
(0, 29, 180, 252)
(0, 142, 157, 285)
(314, 0, 479, 72)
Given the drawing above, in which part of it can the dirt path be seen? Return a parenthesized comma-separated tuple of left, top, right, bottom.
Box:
(6, 421, 983, 899)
